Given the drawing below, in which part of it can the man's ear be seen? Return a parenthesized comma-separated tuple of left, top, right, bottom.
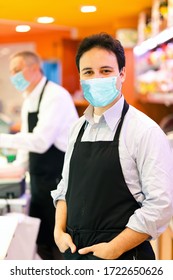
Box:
(120, 67, 126, 83)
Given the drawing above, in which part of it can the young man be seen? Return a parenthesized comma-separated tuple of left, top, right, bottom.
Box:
(51, 33, 173, 260)
(0, 51, 78, 259)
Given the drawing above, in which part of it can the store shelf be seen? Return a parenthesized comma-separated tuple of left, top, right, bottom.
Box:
(134, 35, 173, 105)
(134, 0, 173, 107)
(138, 93, 173, 106)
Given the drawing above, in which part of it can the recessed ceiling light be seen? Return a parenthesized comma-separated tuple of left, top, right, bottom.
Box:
(37, 16, 55, 24)
(80, 5, 97, 13)
(15, 25, 31, 32)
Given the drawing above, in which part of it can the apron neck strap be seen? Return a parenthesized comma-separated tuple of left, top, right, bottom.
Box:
(37, 79, 49, 111)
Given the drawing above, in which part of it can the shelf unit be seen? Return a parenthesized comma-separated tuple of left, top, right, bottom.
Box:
(134, 0, 173, 105)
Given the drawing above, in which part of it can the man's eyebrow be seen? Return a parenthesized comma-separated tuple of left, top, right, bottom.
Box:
(81, 67, 92, 72)
(100, 66, 114, 69)
(81, 66, 114, 72)
(11, 66, 22, 72)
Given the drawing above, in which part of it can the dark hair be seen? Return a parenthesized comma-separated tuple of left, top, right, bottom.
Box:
(75, 32, 125, 72)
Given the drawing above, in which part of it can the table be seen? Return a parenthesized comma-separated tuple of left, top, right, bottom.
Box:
(0, 192, 30, 215)
(0, 216, 18, 259)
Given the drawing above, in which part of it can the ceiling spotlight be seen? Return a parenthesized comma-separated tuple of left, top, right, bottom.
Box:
(37, 16, 55, 24)
(80, 6, 97, 13)
(15, 25, 31, 32)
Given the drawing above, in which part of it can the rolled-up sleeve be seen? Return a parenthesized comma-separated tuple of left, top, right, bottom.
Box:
(50, 138, 72, 205)
(51, 180, 66, 205)
(126, 126, 173, 239)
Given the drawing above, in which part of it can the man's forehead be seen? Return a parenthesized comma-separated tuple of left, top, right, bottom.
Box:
(9, 56, 26, 73)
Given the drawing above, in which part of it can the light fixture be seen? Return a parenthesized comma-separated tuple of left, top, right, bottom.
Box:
(15, 25, 31, 33)
(133, 26, 173, 56)
(80, 5, 97, 13)
(37, 16, 55, 24)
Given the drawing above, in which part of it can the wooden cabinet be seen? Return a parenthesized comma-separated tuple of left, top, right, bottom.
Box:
(61, 38, 89, 116)
(61, 39, 81, 95)
(158, 223, 173, 259)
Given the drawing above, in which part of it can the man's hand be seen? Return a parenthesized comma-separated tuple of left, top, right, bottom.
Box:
(78, 242, 121, 260)
(54, 200, 76, 254)
(54, 230, 76, 253)
(78, 228, 150, 259)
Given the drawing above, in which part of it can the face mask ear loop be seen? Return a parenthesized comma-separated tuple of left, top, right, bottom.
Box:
(119, 68, 123, 76)
(117, 71, 122, 93)
(119, 66, 126, 76)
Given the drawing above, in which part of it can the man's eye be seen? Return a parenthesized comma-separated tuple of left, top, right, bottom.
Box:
(14, 69, 22, 74)
(84, 71, 92, 75)
(102, 69, 112, 73)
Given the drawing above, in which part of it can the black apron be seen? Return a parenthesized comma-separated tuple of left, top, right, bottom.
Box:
(64, 100, 155, 260)
(28, 79, 65, 246)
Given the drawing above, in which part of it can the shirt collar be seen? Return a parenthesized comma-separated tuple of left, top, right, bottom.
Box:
(84, 95, 125, 131)
(84, 105, 95, 125)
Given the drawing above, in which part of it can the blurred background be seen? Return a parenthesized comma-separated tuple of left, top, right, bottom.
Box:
(0, 0, 173, 260)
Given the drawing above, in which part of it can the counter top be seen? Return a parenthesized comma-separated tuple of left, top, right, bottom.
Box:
(0, 216, 18, 260)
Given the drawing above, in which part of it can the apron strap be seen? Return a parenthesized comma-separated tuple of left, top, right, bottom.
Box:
(113, 100, 129, 141)
(75, 100, 129, 144)
(37, 79, 49, 112)
(75, 121, 88, 144)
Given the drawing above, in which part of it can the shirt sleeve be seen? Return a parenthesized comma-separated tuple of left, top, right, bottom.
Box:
(126, 126, 173, 239)
(0, 83, 78, 153)
(50, 129, 75, 204)
(12, 149, 29, 170)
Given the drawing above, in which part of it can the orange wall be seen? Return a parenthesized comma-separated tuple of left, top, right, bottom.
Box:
(0, 29, 137, 97)
(61, 39, 81, 94)
(1, 30, 172, 123)
(0, 30, 71, 60)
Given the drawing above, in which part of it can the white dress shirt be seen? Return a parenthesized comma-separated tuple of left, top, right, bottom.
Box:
(0, 76, 78, 169)
(51, 95, 173, 239)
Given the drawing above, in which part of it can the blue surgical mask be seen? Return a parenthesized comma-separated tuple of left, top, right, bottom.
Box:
(80, 75, 120, 107)
(10, 71, 30, 92)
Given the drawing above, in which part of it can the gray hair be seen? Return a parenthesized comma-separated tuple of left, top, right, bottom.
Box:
(10, 51, 42, 69)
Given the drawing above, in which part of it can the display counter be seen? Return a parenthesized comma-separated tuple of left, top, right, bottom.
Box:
(0, 215, 18, 260)
(0, 192, 30, 215)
